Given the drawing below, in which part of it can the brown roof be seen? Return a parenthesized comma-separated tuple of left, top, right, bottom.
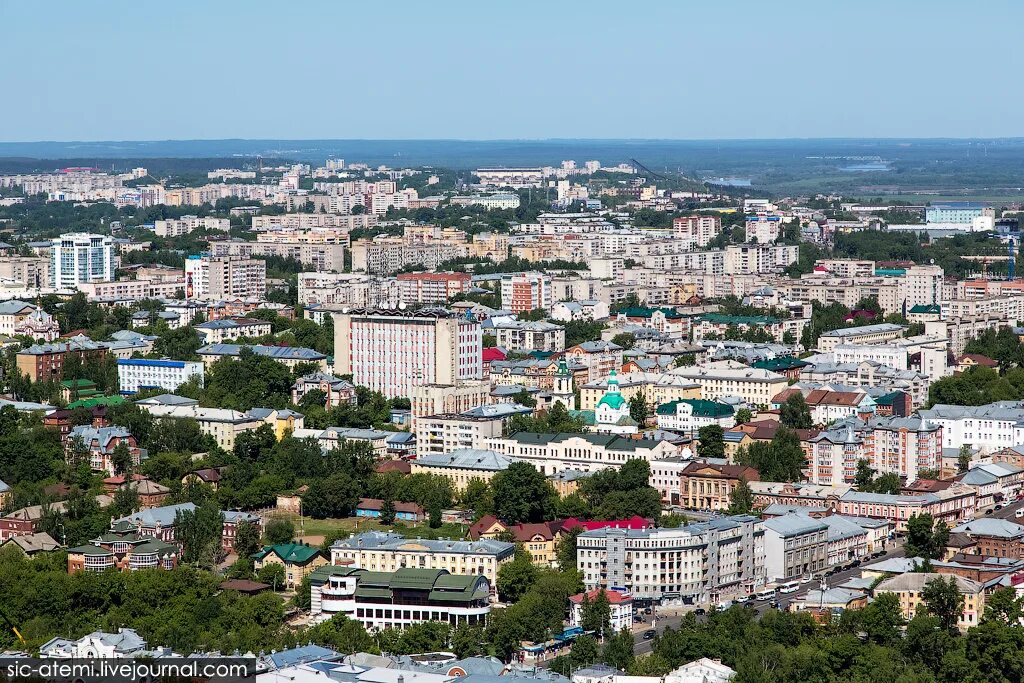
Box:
(902, 479, 955, 493)
(958, 354, 998, 367)
(773, 388, 864, 407)
(220, 579, 271, 594)
(682, 461, 760, 481)
(375, 459, 412, 475)
(467, 514, 562, 542)
(357, 498, 423, 515)
(189, 468, 223, 483)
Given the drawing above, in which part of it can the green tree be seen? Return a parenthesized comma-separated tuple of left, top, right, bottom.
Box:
(570, 635, 600, 668)
(628, 392, 649, 425)
(854, 459, 874, 490)
(309, 615, 376, 654)
(380, 498, 397, 526)
(780, 393, 813, 429)
(233, 520, 262, 559)
(728, 478, 754, 515)
(492, 462, 556, 524)
(110, 441, 133, 475)
(905, 513, 948, 560)
(496, 547, 539, 603)
(735, 428, 806, 482)
(611, 333, 636, 350)
(257, 563, 287, 590)
(982, 586, 1024, 624)
(920, 575, 965, 632)
(581, 589, 612, 636)
(957, 444, 973, 473)
(602, 628, 635, 671)
(697, 424, 725, 459)
(734, 408, 752, 424)
(556, 525, 583, 570)
(176, 501, 224, 568)
(263, 518, 295, 545)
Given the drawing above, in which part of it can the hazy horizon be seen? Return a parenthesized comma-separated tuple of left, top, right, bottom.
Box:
(3, 0, 1023, 141)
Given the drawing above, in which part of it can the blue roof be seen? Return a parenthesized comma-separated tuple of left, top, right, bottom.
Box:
(266, 644, 341, 669)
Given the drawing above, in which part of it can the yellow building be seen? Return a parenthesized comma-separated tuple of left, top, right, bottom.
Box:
(874, 573, 984, 632)
(252, 543, 328, 589)
(329, 531, 515, 589)
(408, 449, 513, 492)
(469, 515, 564, 567)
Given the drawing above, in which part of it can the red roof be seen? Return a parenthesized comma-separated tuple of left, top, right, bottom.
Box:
(375, 459, 412, 474)
(570, 588, 633, 605)
(482, 347, 507, 362)
(357, 498, 423, 515)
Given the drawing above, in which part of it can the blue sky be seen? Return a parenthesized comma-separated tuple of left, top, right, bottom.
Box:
(2, 0, 1022, 141)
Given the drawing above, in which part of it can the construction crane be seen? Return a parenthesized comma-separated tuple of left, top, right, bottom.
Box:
(0, 607, 26, 646)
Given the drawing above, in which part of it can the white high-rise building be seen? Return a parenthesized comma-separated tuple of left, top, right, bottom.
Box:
(49, 233, 115, 288)
(332, 309, 483, 398)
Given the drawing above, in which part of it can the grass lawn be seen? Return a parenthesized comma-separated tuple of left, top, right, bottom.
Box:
(267, 513, 471, 544)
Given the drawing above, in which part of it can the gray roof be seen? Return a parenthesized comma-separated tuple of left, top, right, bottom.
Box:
(952, 518, 1024, 539)
(197, 343, 326, 361)
(819, 323, 905, 338)
(70, 425, 133, 453)
(919, 403, 1024, 423)
(762, 512, 827, 538)
(876, 572, 983, 594)
(331, 531, 514, 558)
(414, 449, 513, 472)
(135, 393, 199, 407)
(821, 515, 868, 541)
(841, 490, 938, 504)
(113, 503, 195, 528)
(0, 300, 35, 315)
(460, 403, 532, 419)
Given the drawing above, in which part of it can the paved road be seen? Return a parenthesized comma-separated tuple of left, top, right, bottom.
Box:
(629, 542, 907, 655)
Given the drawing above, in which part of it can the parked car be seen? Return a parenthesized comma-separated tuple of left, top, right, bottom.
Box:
(643, 607, 653, 615)
(1016, 508, 1024, 519)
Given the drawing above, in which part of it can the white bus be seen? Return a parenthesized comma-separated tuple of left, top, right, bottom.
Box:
(756, 588, 777, 601)
(778, 581, 800, 594)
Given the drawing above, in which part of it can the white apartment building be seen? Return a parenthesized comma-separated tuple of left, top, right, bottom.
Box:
(117, 358, 205, 395)
(815, 259, 876, 277)
(919, 403, 1024, 454)
(489, 319, 565, 352)
(668, 361, 789, 406)
(817, 323, 906, 352)
(487, 432, 678, 476)
(184, 255, 266, 300)
(925, 316, 1010, 356)
(208, 240, 346, 272)
(414, 412, 506, 456)
(723, 244, 799, 274)
(350, 238, 468, 275)
(49, 233, 115, 288)
(251, 213, 375, 230)
(673, 215, 721, 249)
(0, 256, 49, 288)
(902, 265, 944, 308)
(576, 517, 766, 603)
(297, 272, 400, 308)
(500, 272, 552, 313)
(332, 309, 483, 399)
(475, 168, 544, 188)
(450, 193, 521, 209)
(153, 215, 230, 237)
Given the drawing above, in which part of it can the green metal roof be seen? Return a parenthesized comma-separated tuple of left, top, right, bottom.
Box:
(751, 357, 809, 371)
(508, 432, 661, 451)
(597, 393, 626, 410)
(253, 543, 323, 565)
(656, 398, 735, 418)
(697, 313, 780, 325)
(308, 566, 365, 586)
(617, 306, 685, 320)
(67, 395, 126, 409)
(908, 304, 941, 314)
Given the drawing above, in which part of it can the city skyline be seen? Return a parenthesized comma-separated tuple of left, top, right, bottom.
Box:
(2, 0, 1023, 141)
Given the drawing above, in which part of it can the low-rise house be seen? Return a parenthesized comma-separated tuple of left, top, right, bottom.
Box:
(292, 426, 392, 457)
(569, 589, 633, 633)
(195, 317, 272, 344)
(874, 572, 984, 632)
(291, 372, 357, 408)
(951, 518, 1024, 559)
(679, 462, 759, 511)
(772, 387, 875, 425)
(838, 485, 976, 531)
(67, 425, 145, 476)
(789, 587, 868, 619)
(253, 543, 328, 588)
(355, 498, 424, 523)
(39, 628, 153, 659)
(664, 658, 736, 683)
(67, 531, 179, 573)
(656, 398, 735, 434)
(956, 462, 1024, 505)
(820, 514, 869, 566)
(1, 531, 60, 557)
(749, 481, 851, 512)
(110, 503, 260, 551)
(469, 515, 563, 566)
(197, 343, 328, 370)
(181, 467, 224, 490)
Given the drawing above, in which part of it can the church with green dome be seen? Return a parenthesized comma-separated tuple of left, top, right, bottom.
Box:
(594, 370, 639, 435)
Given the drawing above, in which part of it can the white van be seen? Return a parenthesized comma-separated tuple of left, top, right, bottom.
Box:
(1015, 508, 1024, 519)
(756, 588, 777, 601)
